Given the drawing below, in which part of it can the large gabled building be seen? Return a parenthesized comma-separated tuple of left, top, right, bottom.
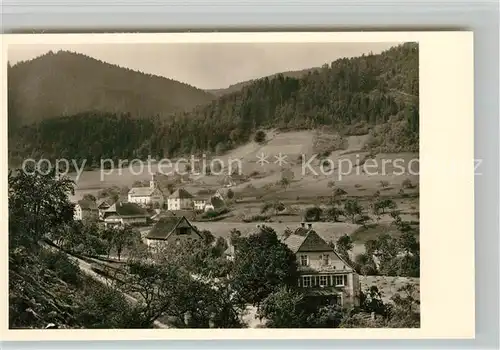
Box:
(144, 215, 202, 247)
(127, 174, 164, 208)
(283, 223, 361, 307)
(102, 201, 149, 228)
(167, 188, 194, 210)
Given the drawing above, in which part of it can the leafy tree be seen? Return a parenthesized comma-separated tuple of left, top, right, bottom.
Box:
(333, 187, 348, 200)
(360, 286, 388, 317)
(75, 280, 147, 328)
(254, 130, 266, 144)
(379, 180, 390, 188)
(230, 226, 299, 306)
(199, 229, 216, 245)
(354, 253, 378, 275)
(401, 178, 413, 189)
(343, 199, 363, 224)
(113, 225, 141, 261)
(229, 228, 242, 246)
(212, 236, 229, 258)
(8, 167, 75, 250)
(336, 234, 354, 263)
(304, 206, 323, 222)
(325, 205, 343, 222)
(280, 177, 290, 191)
(374, 199, 397, 214)
(258, 287, 308, 328)
(82, 194, 97, 202)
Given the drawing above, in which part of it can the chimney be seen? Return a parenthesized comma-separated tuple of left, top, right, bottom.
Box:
(301, 222, 305, 228)
(308, 223, 312, 229)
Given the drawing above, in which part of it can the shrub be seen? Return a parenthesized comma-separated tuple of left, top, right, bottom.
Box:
(254, 130, 266, 144)
(304, 206, 323, 222)
(401, 178, 414, 189)
(40, 250, 81, 286)
(242, 214, 271, 223)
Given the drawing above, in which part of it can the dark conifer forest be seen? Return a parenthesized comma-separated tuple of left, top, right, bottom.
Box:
(8, 43, 418, 167)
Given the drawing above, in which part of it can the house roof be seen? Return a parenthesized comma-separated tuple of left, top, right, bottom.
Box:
(77, 200, 97, 210)
(128, 186, 156, 197)
(169, 188, 194, 199)
(282, 234, 307, 253)
(283, 229, 355, 272)
(145, 216, 201, 240)
(153, 209, 197, 221)
(283, 230, 333, 253)
(105, 202, 148, 217)
(97, 198, 114, 209)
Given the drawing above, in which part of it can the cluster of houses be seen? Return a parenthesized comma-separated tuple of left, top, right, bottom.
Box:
(73, 173, 361, 308)
(144, 216, 361, 307)
(73, 174, 228, 227)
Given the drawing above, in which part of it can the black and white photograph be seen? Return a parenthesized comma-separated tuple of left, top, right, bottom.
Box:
(4, 33, 441, 335)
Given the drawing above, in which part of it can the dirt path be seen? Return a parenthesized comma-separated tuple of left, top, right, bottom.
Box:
(42, 242, 170, 329)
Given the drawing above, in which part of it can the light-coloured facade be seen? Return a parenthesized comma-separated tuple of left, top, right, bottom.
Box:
(73, 200, 98, 222)
(73, 204, 83, 221)
(284, 224, 361, 307)
(167, 188, 194, 211)
(128, 175, 164, 208)
(193, 199, 207, 211)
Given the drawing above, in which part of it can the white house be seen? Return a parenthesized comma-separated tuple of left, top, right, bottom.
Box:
(73, 200, 98, 221)
(128, 174, 164, 208)
(167, 188, 194, 211)
(193, 198, 207, 211)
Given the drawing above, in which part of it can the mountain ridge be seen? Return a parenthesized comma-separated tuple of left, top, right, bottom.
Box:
(9, 43, 419, 167)
(8, 50, 216, 128)
(206, 67, 320, 97)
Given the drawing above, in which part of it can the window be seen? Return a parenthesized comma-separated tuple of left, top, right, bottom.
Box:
(302, 276, 311, 287)
(319, 275, 328, 287)
(322, 254, 329, 266)
(178, 227, 189, 235)
(334, 275, 345, 286)
(300, 255, 308, 266)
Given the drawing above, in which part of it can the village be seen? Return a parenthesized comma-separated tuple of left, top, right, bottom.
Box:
(8, 42, 421, 330)
(73, 170, 363, 308)
(69, 129, 421, 326)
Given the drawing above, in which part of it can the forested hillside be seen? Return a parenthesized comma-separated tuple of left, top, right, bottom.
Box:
(8, 50, 215, 128)
(206, 67, 319, 97)
(8, 43, 418, 166)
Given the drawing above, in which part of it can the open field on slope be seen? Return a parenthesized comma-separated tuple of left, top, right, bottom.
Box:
(68, 130, 419, 233)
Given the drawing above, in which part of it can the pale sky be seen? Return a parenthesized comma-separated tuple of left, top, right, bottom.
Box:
(8, 42, 399, 90)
